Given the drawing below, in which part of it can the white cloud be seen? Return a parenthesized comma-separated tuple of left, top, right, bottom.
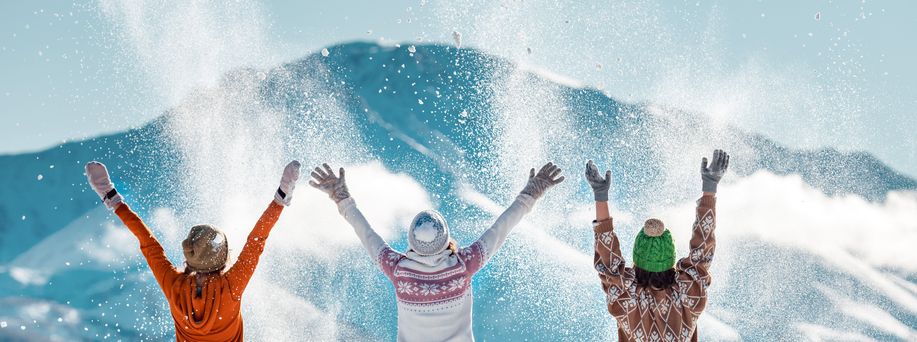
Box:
(655, 171, 917, 273)
(265, 161, 432, 259)
(816, 285, 917, 340)
(652, 171, 917, 314)
(8, 206, 134, 285)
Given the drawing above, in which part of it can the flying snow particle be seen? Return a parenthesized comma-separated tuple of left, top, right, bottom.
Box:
(21, 215, 25, 221)
(418, 99, 424, 105)
(0, 321, 6, 328)
(815, 12, 821, 21)
(408, 45, 416, 53)
(321, 48, 330, 57)
(452, 31, 462, 48)
(210, 233, 224, 250)
(37, 174, 43, 181)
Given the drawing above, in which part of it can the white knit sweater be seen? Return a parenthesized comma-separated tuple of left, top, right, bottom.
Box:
(337, 194, 536, 342)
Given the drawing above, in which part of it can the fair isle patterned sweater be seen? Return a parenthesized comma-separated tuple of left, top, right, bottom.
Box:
(337, 194, 536, 342)
(594, 195, 717, 342)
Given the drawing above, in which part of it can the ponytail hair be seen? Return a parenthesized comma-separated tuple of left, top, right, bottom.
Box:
(447, 239, 458, 255)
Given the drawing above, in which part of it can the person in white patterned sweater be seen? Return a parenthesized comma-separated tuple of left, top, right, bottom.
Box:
(589, 150, 728, 342)
(308, 162, 564, 342)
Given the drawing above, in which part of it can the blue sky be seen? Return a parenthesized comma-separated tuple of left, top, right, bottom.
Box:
(1, 0, 914, 177)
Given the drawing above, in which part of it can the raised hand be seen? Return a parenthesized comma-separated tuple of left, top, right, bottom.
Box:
(85, 161, 123, 209)
(274, 160, 301, 206)
(520, 162, 565, 200)
(585, 160, 612, 202)
(308, 163, 351, 203)
(701, 149, 730, 193)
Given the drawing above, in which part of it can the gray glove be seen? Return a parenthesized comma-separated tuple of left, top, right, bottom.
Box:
(585, 160, 611, 202)
(701, 149, 730, 193)
(520, 162, 565, 200)
(308, 163, 351, 203)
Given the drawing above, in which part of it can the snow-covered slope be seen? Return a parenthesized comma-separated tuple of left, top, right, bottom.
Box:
(1, 42, 914, 341)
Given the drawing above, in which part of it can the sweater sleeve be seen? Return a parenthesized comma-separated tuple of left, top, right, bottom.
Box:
(225, 201, 284, 296)
(336, 198, 402, 279)
(114, 203, 181, 292)
(464, 194, 535, 273)
(593, 217, 636, 318)
(675, 194, 717, 316)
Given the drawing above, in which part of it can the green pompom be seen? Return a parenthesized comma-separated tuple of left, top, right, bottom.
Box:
(632, 229, 676, 272)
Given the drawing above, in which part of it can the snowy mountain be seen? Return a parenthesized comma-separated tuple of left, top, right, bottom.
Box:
(1, 42, 915, 341)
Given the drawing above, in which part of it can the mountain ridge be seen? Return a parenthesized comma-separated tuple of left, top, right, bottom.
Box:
(0, 41, 915, 341)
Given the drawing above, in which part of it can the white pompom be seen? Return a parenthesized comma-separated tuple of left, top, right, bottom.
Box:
(643, 218, 666, 237)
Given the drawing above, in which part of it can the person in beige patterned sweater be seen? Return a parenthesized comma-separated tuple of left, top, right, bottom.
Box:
(588, 150, 729, 342)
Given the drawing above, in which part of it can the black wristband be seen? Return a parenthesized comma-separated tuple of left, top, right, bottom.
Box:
(104, 189, 119, 200)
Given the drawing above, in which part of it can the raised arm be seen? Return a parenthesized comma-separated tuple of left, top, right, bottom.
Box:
(225, 161, 300, 294)
(677, 150, 728, 315)
(587, 160, 635, 311)
(309, 164, 393, 265)
(469, 162, 564, 267)
(676, 194, 716, 287)
(86, 162, 180, 291)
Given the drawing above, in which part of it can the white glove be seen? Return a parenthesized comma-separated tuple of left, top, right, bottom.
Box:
(274, 160, 302, 206)
(85, 161, 123, 209)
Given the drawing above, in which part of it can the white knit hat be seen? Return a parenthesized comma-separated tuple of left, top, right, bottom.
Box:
(408, 210, 450, 255)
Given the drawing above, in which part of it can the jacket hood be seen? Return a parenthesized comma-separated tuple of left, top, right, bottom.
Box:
(407, 210, 450, 256)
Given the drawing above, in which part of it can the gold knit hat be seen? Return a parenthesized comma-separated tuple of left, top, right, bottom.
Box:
(182, 224, 229, 273)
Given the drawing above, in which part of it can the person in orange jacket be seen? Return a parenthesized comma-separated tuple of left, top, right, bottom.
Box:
(84, 160, 301, 342)
(588, 150, 728, 342)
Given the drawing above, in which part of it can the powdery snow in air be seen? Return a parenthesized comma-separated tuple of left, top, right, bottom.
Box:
(452, 31, 462, 48)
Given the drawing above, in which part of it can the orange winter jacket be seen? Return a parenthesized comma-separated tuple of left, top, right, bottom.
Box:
(115, 201, 283, 342)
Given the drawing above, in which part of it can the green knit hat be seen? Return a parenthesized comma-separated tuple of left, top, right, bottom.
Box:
(632, 219, 676, 273)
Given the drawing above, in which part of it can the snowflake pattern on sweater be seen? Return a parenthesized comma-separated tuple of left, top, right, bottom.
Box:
(594, 195, 717, 342)
(336, 194, 535, 341)
(378, 242, 485, 307)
